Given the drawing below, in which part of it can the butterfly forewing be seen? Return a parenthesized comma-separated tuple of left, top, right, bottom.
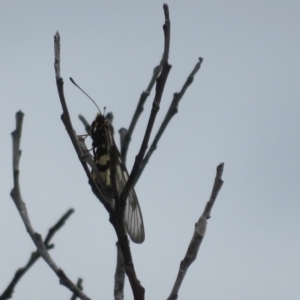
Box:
(91, 113, 145, 244)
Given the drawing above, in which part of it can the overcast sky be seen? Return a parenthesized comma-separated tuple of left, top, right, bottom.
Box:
(1, 1, 300, 299)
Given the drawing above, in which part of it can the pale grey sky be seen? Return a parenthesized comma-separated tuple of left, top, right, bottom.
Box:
(1, 1, 300, 299)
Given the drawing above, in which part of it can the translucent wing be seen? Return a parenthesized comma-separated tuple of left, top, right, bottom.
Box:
(115, 155, 145, 244)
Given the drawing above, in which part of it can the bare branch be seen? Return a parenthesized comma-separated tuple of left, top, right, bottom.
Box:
(120, 63, 163, 163)
(10, 110, 91, 300)
(0, 208, 74, 300)
(111, 8, 172, 296)
(134, 57, 203, 186)
(54, 31, 60, 79)
(167, 163, 225, 300)
(44, 208, 74, 245)
(114, 242, 125, 300)
(119, 3, 172, 212)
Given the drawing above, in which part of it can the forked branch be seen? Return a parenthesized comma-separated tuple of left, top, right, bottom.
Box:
(0, 208, 74, 300)
(134, 57, 203, 186)
(10, 111, 91, 300)
(119, 3, 172, 210)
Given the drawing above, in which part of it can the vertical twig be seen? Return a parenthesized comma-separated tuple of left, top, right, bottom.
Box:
(119, 3, 172, 210)
(114, 242, 125, 300)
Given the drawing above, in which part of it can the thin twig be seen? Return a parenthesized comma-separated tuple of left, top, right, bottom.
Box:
(0, 208, 74, 300)
(114, 242, 125, 300)
(10, 110, 91, 300)
(167, 163, 225, 300)
(119, 3, 172, 212)
(114, 8, 172, 297)
(54, 33, 113, 210)
(44, 209, 74, 245)
(120, 63, 163, 163)
(134, 57, 203, 186)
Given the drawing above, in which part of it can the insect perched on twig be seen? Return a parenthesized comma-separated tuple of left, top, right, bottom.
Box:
(71, 78, 145, 244)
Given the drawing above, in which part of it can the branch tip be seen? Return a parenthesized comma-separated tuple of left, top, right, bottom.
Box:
(163, 4, 170, 20)
(216, 162, 224, 178)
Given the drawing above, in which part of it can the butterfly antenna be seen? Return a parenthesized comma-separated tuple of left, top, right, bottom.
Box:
(70, 77, 102, 114)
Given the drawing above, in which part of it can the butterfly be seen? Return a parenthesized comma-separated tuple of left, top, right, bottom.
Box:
(90, 112, 145, 244)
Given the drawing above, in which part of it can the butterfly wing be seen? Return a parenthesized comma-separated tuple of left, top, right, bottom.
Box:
(114, 155, 145, 243)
